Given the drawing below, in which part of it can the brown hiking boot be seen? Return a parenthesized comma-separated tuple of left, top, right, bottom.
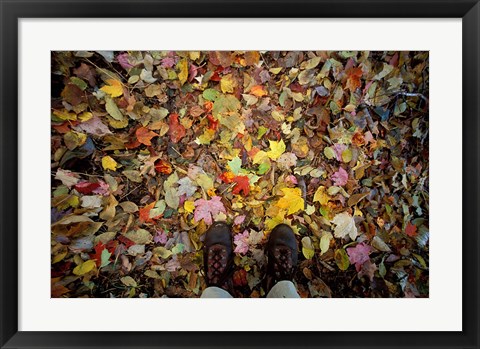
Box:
(265, 224, 298, 293)
(203, 222, 234, 290)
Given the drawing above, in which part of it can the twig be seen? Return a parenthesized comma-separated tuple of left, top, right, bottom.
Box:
(119, 184, 142, 201)
(319, 259, 335, 272)
(84, 58, 128, 87)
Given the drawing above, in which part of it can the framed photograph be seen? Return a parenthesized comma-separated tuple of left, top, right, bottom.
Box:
(1, 0, 478, 348)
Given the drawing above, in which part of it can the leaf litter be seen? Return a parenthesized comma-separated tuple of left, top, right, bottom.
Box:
(51, 50, 429, 298)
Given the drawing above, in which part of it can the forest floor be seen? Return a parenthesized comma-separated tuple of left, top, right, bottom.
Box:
(51, 50, 429, 298)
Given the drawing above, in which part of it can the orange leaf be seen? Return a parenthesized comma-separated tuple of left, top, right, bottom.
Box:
(250, 85, 267, 97)
(168, 113, 186, 143)
(51, 283, 71, 298)
(136, 127, 158, 146)
(139, 202, 155, 223)
(155, 160, 173, 175)
(346, 67, 363, 92)
(219, 171, 235, 184)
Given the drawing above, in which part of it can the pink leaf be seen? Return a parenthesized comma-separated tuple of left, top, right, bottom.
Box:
(346, 243, 372, 271)
(161, 57, 176, 68)
(74, 116, 112, 137)
(233, 230, 249, 255)
(117, 53, 133, 69)
(92, 180, 110, 196)
(234, 215, 246, 226)
(154, 229, 168, 245)
(331, 167, 348, 186)
(332, 143, 347, 161)
(193, 196, 226, 225)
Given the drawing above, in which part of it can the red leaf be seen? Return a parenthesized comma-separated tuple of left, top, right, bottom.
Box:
(207, 114, 219, 131)
(117, 235, 135, 248)
(53, 121, 77, 134)
(168, 113, 186, 143)
(233, 269, 248, 287)
(90, 242, 106, 267)
(105, 240, 118, 255)
(74, 181, 101, 195)
(405, 222, 417, 237)
(232, 175, 250, 196)
(154, 160, 173, 174)
(136, 127, 158, 146)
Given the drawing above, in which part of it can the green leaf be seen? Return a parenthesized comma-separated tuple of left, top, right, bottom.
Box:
(257, 126, 268, 139)
(213, 94, 241, 119)
(203, 88, 219, 101)
(105, 97, 124, 121)
(120, 276, 137, 288)
(228, 156, 242, 175)
(379, 261, 387, 278)
(149, 200, 166, 218)
(257, 162, 270, 175)
(324, 146, 336, 160)
(100, 248, 111, 268)
(70, 77, 87, 91)
(172, 243, 185, 255)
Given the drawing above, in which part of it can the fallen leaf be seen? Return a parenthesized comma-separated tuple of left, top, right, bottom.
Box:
(346, 243, 372, 271)
(168, 113, 186, 143)
(234, 230, 249, 254)
(101, 79, 123, 97)
(332, 212, 358, 240)
(405, 222, 418, 237)
(232, 175, 250, 196)
(267, 139, 286, 160)
(193, 196, 226, 225)
(331, 167, 348, 186)
(73, 259, 96, 275)
(301, 236, 315, 259)
(136, 127, 158, 146)
(276, 187, 304, 215)
(102, 156, 118, 171)
(177, 59, 189, 85)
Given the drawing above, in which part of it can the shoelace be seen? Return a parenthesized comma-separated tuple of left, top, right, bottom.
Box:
(207, 245, 228, 285)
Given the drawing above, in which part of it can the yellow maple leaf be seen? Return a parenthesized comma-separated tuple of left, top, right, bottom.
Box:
(184, 200, 195, 213)
(220, 74, 236, 94)
(100, 79, 123, 97)
(177, 59, 188, 86)
(102, 156, 118, 171)
(267, 139, 286, 160)
(276, 187, 304, 215)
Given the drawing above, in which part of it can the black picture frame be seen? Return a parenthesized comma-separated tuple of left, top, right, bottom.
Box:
(1, 1, 478, 348)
